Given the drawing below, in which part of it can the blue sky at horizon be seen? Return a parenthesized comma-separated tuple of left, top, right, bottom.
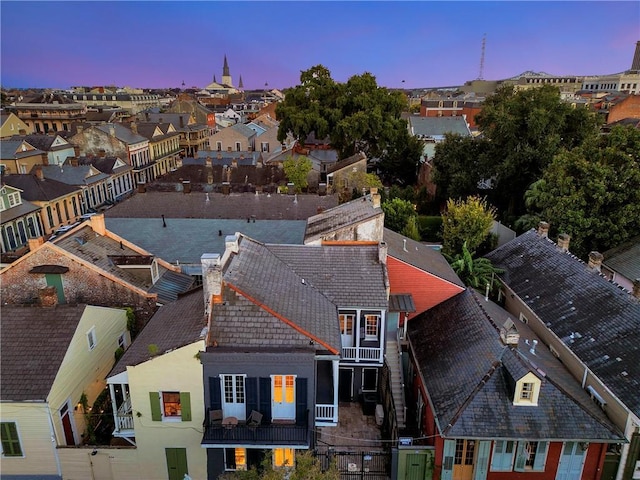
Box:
(1, 1, 638, 90)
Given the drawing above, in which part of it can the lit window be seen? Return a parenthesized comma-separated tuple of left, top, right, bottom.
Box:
(340, 314, 354, 335)
(225, 448, 246, 470)
(274, 448, 294, 467)
(162, 392, 181, 418)
(1, 422, 23, 457)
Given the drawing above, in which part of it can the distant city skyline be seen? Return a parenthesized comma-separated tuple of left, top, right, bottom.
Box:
(1, 1, 638, 91)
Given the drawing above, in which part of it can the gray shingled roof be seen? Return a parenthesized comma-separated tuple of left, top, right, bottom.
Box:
(485, 229, 640, 418)
(231, 123, 257, 138)
(1, 305, 86, 401)
(383, 228, 465, 288)
(2, 174, 81, 201)
(603, 235, 640, 284)
(105, 218, 306, 265)
(39, 165, 110, 186)
(95, 123, 147, 145)
(0, 199, 41, 224)
(223, 236, 342, 352)
(109, 288, 206, 376)
(408, 289, 623, 440)
(1, 139, 44, 160)
(408, 116, 471, 137)
(304, 194, 383, 243)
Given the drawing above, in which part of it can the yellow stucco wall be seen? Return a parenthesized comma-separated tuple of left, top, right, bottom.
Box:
(58, 446, 141, 480)
(127, 341, 206, 480)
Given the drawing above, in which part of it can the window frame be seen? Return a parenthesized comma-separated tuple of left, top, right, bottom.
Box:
(364, 314, 380, 340)
(225, 447, 247, 471)
(87, 327, 96, 351)
(161, 391, 182, 420)
(514, 441, 548, 472)
(1, 422, 24, 458)
(520, 382, 534, 401)
(490, 440, 515, 471)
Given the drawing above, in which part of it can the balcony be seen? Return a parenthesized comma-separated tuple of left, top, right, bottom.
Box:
(202, 410, 309, 447)
(342, 346, 384, 363)
(113, 396, 134, 436)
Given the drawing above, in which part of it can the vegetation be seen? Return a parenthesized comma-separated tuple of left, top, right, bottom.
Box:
(283, 155, 313, 192)
(446, 242, 504, 290)
(441, 196, 495, 256)
(276, 65, 422, 185)
(382, 198, 417, 234)
(220, 450, 339, 480)
(339, 171, 383, 203)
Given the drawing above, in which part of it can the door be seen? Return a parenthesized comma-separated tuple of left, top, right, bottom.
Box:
(221, 375, 246, 420)
(340, 313, 354, 347)
(45, 273, 66, 304)
(272, 375, 295, 420)
(405, 453, 427, 480)
(59, 401, 76, 445)
(90, 451, 113, 480)
(556, 442, 587, 480)
(165, 448, 188, 480)
(339, 368, 353, 402)
(453, 439, 475, 480)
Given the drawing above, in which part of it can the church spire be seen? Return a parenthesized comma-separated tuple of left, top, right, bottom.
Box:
(223, 55, 230, 77)
(213, 74, 217, 83)
(238, 75, 244, 89)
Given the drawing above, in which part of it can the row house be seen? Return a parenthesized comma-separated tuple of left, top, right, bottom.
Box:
(78, 155, 134, 202)
(8, 133, 76, 166)
(67, 91, 163, 114)
(70, 123, 152, 186)
(9, 92, 87, 133)
(210, 122, 257, 152)
(0, 137, 48, 175)
(485, 226, 640, 480)
(135, 122, 182, 178)
(0, 111, 31, 138)
(2, 170, 83, 236)
(420, 97, 484, 129)
(39, 162, 113, 213)
(407, 288, 625, 480)
(142, 113, 211, 157)
(0, 184, 44, 255)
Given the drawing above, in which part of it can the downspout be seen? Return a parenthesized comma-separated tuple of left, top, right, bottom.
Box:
(581, 366, 588, 388)
(46, 403, 63, 479)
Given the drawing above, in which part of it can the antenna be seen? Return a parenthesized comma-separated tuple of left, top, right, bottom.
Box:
(478, 34, 486, 80)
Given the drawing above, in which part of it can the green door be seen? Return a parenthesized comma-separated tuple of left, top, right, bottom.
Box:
(405, 453, 427, 480)
(165, 448, 188, 480)
(45, 273, 66, 304)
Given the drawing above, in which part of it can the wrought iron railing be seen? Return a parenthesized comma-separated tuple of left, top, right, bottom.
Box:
(202, 412, 309, 446)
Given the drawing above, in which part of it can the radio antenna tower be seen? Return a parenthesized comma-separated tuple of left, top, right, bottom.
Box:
(478, 34, 486, 80)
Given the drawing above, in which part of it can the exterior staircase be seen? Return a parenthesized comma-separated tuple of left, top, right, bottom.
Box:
(385, 339, 406, 429)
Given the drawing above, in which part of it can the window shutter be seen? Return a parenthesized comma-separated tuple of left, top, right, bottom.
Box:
(490, 441, 503, 471)
(225, 448, 236, 470)
(514, 442, 526, 471)
(209, 377, 222, 410)
(295, 377, 307, 423)
(245, 377, 258, 418)
(259, 377, 272, 422)
(150, 392, 161, 421)
(180, 392, 191, 421)
(473, 441, 490, 480)
(533, 441, 547, 471)
(441, 439, 456, 480)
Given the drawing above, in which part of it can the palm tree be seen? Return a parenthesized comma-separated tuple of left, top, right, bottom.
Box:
(446, 241, 504, 289)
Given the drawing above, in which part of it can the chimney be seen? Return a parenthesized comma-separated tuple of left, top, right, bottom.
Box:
(109, 125, 116, 137)
(90, 213, 106, 236)
(34, 166, 44, 181)
(537, 221, 550, 238)
(588, 251, 604, 273)
(28, 237, 45, 251)
(179, 116, 184, 128)
(70, 157, 79, 167)
(40, 153, 49, 166)
(232, 158, 238, 169)
(145, 112, 150, 122)
(371, 190, 381, 209)
(529, 339, 538, 355)
(77, 124, 84, 133)
(138, 183, 146, 193)
(182, 180, 191, 194)
(130, 122, 138, 134)
(201, 253, 222, 316)
(633, 279, 640, 299)
(318, 183, 327, 196)
(73, 146, 80, 157)
(557, 233, 570, 252)
(222, 182, 230, 195)
(379, 241, 388, 264)
(39, 286, 58, 307)
(227, 146, 232, 152)
(98, 149, 106, 158)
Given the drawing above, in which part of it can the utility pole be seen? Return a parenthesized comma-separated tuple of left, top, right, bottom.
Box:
(478, 34, 486, 80)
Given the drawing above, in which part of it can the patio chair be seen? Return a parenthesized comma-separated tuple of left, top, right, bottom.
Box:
(247, 410, 263, 427)
(209, 409, 223, 427)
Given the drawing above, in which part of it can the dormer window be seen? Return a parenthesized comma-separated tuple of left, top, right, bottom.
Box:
(514, 373, 541, 406)
(520, 382, 534, 400)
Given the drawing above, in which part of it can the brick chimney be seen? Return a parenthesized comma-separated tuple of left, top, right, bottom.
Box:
(90, 213, 106, 236)
(588, 251, 604, 273)
(557, 233, 570, 252)
(34, 166, 44, 181)
(73, 146, 81, 157)
(70, 157, 79, 167)
(371, 187, 381, 209)
(39, 286, 58, 307)
(201, 253, 222, 316)
(130, 122, 138, 135)
(633, 279, 640, 299)
(40, 153, 49, 166)
(28, 237, 45, 251)
(379, 241, 388, 264)
(98, 149, 106, 158)
(537, 221, 550, 238)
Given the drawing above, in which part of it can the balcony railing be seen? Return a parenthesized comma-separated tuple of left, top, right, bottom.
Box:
(114, 397, 133, 432)
(315, 404, 337, 424)
(342, 347, 383, 362)
(202, 413, 308, 446)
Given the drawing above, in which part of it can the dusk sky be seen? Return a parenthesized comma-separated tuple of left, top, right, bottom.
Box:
(1, 1, 638, 91)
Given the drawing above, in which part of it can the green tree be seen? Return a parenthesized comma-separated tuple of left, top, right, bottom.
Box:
(401, 215, 421, 241)
(382, 197, 417, 233)
(276, 65, 421, 185)
(283, 155, 313, 192)
(441, 196, 496, 256)
(220, 451, 339, 480)
(446, 241, 504, 289)
(339, 171, 383, 203)
(521, 125, 640, 258)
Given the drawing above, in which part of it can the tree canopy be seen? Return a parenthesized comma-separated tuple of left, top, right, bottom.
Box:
(521, 125, 640, 258)
(276, 65, 421, 185)
(382, 197, 417, 234)
(283, 155, 312, 192)
(441, 195, 496, 256)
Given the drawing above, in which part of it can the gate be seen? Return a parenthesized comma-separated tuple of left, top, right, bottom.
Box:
(316, 450, 391, 480)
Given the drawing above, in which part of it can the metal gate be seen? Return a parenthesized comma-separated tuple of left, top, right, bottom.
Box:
(316, 450, 391, 480)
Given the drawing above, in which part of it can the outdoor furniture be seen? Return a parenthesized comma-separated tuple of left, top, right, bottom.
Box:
(222, 416, 238, 438)
(247, 410, 263, 427)
(209, 409, 223, 427)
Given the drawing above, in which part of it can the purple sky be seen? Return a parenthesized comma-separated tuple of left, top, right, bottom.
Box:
(1, 1, 638, 90)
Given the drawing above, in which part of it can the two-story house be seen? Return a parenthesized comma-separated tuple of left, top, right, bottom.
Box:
(142, 113, 211, 157)
(0, 112, 31, 138)
(0, 138, 48, 175)
(199, 232, 389, 477)
(77, 154, 135, 203)
(0, 183, 43, 255)
(209, 122, 257, 153)
(407, 288, 625, 480)
(1, 297, 128, 478)
(8, 92, 87, 133)
(9, 133, 76, 166)
(134, 122, 181, 178)
(485, 225, 640, 480)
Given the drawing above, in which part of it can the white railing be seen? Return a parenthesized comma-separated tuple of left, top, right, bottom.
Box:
(315, 404, 337, 423)
(342, 347, 383, 362)
(115, 397, 133, 431)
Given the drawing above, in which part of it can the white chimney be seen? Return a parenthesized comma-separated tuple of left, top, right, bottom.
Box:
(588, 251, 603, 273)
(379, 241, 387, 264)
(201, 253, 221, 316)
(529, 339, 538, 355)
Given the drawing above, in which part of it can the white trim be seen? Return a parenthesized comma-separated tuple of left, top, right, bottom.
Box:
(87, 326, 97, 351)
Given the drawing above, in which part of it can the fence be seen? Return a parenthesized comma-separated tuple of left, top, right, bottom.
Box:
(316, 449, 391, 480)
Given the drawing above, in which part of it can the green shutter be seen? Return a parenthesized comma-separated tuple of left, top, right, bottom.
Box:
(180, 392, 191, 421)
(150, 392, 161, 421)
(514, 442, 526, 471)
(1, 422, 22, 456)
(533, 441, 548, 471)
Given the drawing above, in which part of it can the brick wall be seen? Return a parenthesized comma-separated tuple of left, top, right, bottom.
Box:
(608, 95, 640, 123)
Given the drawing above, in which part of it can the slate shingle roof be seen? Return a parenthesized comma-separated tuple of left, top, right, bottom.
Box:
(39, 165, 110, 186)
(95, 123, 147, 145)
(0, 140, 44, 160)
(485, 229, 640, 418)
(78, 156, 132, 175)
(603, 235, 640, 284)
(110, 288, 206, 376)
(408, 116, 471, 137)
(0, 199, 41, 224)
(1, 304, 86, 401)
(2, 173, 81, 201)
(383, 228, 465, 288)
(408, 289, 623, 440)
(304, 194, 383, 243)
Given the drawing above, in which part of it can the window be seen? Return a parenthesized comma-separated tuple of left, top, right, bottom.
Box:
(515, 441, 547, 472)
(261, 142, 269, 152)
(340, 314, 354, 336)
(87, 327, 96, 350)
(520, 382, 534, 400)
(274, 448, 294, 468)
(519, 312, 529, 324)
(364, 314, 379, 339)
(235, 142, 241, 152)
(216, 141, 222, 151)
(1, 422, 23, 457)
(491, 440, 515, 471)
(225, 448, 246, 470)
(223, 375, 245, 404)
(273, 375, 295, 403)
(162, 392, 181, 418)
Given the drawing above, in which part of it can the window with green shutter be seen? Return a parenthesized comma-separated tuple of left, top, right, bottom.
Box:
(150, 391, 191, 422)
(1, 422, 23, 457)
